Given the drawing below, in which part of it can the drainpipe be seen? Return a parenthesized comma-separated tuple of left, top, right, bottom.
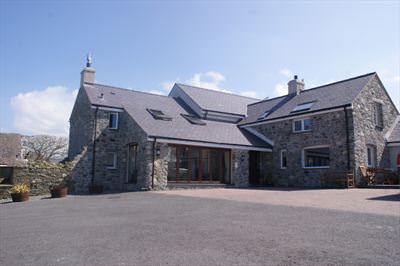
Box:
(344, 106, 351, 170)
(91, 107, 99, 185)
(151, 137, 156, 189)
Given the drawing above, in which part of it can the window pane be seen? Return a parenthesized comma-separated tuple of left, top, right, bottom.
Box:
(303, 119, 311, 130)
(106, 152, 116, 168)
(178, 147, 189, 181)
(304, 147, 329, 167)
(281, 150, 287, 168)
(201, 149, 210, 181)
(375, 103, 383, 128)
(294, 120, 302, 131)
(190, 148, 200, 181)
(109, 113, 118, 128)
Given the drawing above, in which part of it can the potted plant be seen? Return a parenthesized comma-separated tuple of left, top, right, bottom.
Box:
(50, 183, 68, 198)
(9, 183, 30, 202)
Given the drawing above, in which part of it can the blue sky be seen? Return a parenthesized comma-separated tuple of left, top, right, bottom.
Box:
(1, 1, 399, 136)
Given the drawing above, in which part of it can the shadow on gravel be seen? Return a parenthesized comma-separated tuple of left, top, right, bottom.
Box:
(367, 193, 400, 201)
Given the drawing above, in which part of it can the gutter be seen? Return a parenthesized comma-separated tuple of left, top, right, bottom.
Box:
(91, 106, 99, 185)
(240, 104, 352, 127)
(343, 106, 351, 170)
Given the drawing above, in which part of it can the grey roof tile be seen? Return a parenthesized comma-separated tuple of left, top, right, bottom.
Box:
(83, 83, 270, 148)
(240, 72, 376, 125)
(174, 83, 260, 115)
(388, 119, 400, 143)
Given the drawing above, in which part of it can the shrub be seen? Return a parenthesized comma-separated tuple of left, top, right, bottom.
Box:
(9, 183, 30, 194)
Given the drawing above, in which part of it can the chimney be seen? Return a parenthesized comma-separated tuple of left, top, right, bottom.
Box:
(80, 53, 95, 86)
(288, 75, 305, 95)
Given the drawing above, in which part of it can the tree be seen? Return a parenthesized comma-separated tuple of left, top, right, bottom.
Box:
(22, 135, 68, 162)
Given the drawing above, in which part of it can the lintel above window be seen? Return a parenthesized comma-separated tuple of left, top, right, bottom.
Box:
(291, 102, 315, 113)
(181, 114, 206, 125)
(147, 108, 172, 121)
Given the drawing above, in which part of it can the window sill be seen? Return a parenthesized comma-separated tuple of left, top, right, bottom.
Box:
(106, 167, 117, 170)
(293, 130, 311, 133)
(280, 167, 287, 170)
(108, 127, 119, 130)
(303, 166, 329, 169)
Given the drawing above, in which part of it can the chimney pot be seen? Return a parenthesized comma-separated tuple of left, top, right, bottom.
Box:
(288, 75, 305, 95)
(80, 54, 95, 86)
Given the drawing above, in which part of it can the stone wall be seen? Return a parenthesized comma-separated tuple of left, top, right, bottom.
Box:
(231, 149, 249, 187)
(352, 75, 399, 184)
(253, 110, 353, 187)
(0, 161, 72, 199)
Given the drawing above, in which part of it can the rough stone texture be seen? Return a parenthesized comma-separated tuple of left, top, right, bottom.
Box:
(253, 110, 353, 187)
(231, 149, 249, 187)
(68, 87, 165, 193)
(352, 75, 399, 184)
(0, 161, 72, 199)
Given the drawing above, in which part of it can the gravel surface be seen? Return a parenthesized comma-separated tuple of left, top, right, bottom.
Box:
(1, 189, 399, 266)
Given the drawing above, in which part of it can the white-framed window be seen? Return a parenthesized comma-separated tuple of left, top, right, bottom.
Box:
(366, 145, 376, 167)
(302, 146, 330, 169)
(109, 112, 119, 129)
(106, 152, 117, 169)
(293, 118, 312, 132)
(374, 102, 384, 128)
(280, 150, 287, 169)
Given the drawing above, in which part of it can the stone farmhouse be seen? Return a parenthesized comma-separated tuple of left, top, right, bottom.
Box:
(68, 58, 400, 192)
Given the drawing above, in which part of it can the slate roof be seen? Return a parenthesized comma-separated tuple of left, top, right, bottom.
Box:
(0, 133, 24, 167)
(83, 83, 271, 149)
(240, 72, 377, 125)
(388, 118, 400, 143)
(173, 83, 260, 115)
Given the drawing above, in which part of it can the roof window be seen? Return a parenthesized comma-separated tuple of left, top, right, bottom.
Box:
(181, 114, 206, 125)
(147, 109, 172, 121)
(291, 102, 314, 113)
(258, 110, 270, 120)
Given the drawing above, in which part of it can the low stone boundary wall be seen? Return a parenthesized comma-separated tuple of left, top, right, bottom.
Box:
(1, 161, 73, 199)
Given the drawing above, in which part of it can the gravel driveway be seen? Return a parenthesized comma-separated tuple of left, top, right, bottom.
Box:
(1, 188, 399, 266)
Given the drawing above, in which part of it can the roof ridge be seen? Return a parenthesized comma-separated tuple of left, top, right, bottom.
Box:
(247, 72, 376, 107)
(176, 83, 260, 100)
(85, 82, 171, 99)
(301, 72, 376, 93)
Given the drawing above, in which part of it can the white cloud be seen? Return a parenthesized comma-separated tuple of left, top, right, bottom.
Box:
(10, 86, 77, 136)
(279, 68, 292, 78)
(186, 71, 232, 93)
(240, 91, 258, 98)
(273, 82, 287, 97)
(148, 90, 166, 96)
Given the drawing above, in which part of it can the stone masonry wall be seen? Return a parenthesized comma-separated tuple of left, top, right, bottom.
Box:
(253, 110, 354, 187)
(231, 149, 249, 187)
(0, 161, 72, 199)
(352, 75, 399, 184)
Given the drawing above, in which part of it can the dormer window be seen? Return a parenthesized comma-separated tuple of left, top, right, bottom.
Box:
(291, 102, 314, 113)
(181, 114, 206, 125)
(258, 111, 270, 120)
(109, 112, 119, 129)
(147, 109, 172, 121)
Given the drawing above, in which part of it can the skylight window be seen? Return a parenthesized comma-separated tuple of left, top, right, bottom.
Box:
(291, 102, 314, 113)
(147, 109, 172, 121)
(258, 111, 270, 120)
(181, 114, 206, 125)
